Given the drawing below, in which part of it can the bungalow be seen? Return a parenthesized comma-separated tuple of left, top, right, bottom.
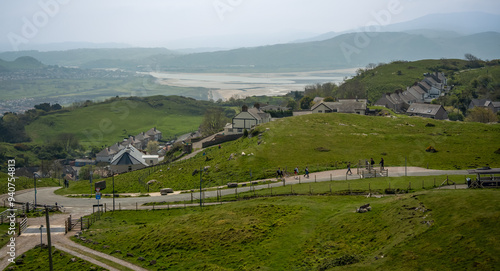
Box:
(110, 145, 148, 174)
(469, 99, 500, 113)
(311, 99, 367, 115)
(406, 103, 448, 120)
(225, 105, 271, 134)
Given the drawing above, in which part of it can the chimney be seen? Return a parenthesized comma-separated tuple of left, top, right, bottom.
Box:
(242, 105, 248, 112)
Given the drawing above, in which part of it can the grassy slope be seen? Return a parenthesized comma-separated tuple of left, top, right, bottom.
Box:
(342, 59, 468, 102)
(0, 172, 61, 195)
(55, 112, 500, 194)
(6, 246, 106, 271)
(25, 96, 210, 147)
(72, 189, 500, 270)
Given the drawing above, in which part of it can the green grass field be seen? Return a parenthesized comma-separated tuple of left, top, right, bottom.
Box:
(5, 246, 106, 270)
(71, 189, 500, 270)
(25, 96, 211, 148)
(55, 112, 500, 194)
(0, 172, 60, 195)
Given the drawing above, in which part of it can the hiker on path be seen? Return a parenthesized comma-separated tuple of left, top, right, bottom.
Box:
(380, 158, 384, 170)
(347, 162, 352, 175)
(304, 166, 309, 178)
(294, 166, 299, 179)
(370, 158, 375, 168)
(277, 167, 283, 179)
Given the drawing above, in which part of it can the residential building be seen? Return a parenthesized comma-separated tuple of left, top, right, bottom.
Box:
(110, 145, 148, 174)
(469, 99, 500, 113)
(146, 127, 162, 141)
(406, 103, 448, 120)
(311, 99, 367, 115)
(225, 105, 271, 134)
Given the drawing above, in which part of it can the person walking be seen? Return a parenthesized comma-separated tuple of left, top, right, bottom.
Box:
(304, 166, 309, 178)
(380, 158, 384, 170)
(370, 158, 375, 169)
(347, 162, 352, 175)
(294, 166, 299, 179)
(277, 167, 282, 179)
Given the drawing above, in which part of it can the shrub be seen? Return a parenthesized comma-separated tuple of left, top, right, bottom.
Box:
(318, 254, 360, 270)
(426, 146, 437, 153)
(14, 143, 30, 151)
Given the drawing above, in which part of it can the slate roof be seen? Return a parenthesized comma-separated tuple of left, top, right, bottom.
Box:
(146, 127, 161, 137)
(407, 103, 443, 116)
(110, 145, 148, 166)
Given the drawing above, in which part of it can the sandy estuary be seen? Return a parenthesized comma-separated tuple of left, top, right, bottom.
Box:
(145, 69, 357, 100)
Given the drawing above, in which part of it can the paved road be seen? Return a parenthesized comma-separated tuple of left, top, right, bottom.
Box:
(13, 167, 469, 216)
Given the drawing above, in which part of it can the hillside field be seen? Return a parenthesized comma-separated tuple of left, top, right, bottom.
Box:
(55, 112, 500, 194)
(68, 189, 500, 270)
(25, 96, 213, 147)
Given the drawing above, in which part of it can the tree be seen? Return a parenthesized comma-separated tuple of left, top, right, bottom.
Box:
(464, 53, 482, 68)
(299, 96, 313, 110)
(465, 107, 498, 123)
(286, 99, 298, 110)
(34, 103, 51, 112)
(199, 108, 229, 136)
(323, 97, 335, 102)
(147, 140, 159, 155)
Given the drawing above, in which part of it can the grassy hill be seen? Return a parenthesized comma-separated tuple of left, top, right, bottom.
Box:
(339, 58, 500, 103)
(25, 96, 213, 148)
(56, 112, 500, 194)
(69, 189, 500, 270)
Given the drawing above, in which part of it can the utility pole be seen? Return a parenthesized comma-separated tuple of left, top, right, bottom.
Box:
(112, 174, 115, 211)
(45, 207, 53, 271)
(199, 167, 202, 208)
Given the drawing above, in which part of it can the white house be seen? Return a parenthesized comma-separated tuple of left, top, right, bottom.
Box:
(110, 145, 148, 174)
(224, 105, 271, 134)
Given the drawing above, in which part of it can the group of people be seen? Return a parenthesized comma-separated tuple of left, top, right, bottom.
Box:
(277, 166, 309, 179)
(276, 158, 385, 179)
(347, 158, 384, 175)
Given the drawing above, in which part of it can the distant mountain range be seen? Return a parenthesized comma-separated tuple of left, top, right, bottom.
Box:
(1, 31, 499, 72)
(0, 12, 499, 72)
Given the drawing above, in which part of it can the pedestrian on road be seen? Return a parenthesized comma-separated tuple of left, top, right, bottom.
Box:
(347, 162, 352, 175)
(380, 158, 384, 170)
(294, 166, 299, 179)
(370, 158, 375, 168)
(304, 166, 309, 178)
(277, 167, 283, 179)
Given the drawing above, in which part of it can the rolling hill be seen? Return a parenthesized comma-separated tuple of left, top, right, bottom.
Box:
(25, 96, 214, 148)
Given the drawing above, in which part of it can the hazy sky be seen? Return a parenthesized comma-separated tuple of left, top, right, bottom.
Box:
(1, 0, 500, 50)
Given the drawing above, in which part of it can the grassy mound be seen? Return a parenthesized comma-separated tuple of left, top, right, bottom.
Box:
(73, 189, 500, 270)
